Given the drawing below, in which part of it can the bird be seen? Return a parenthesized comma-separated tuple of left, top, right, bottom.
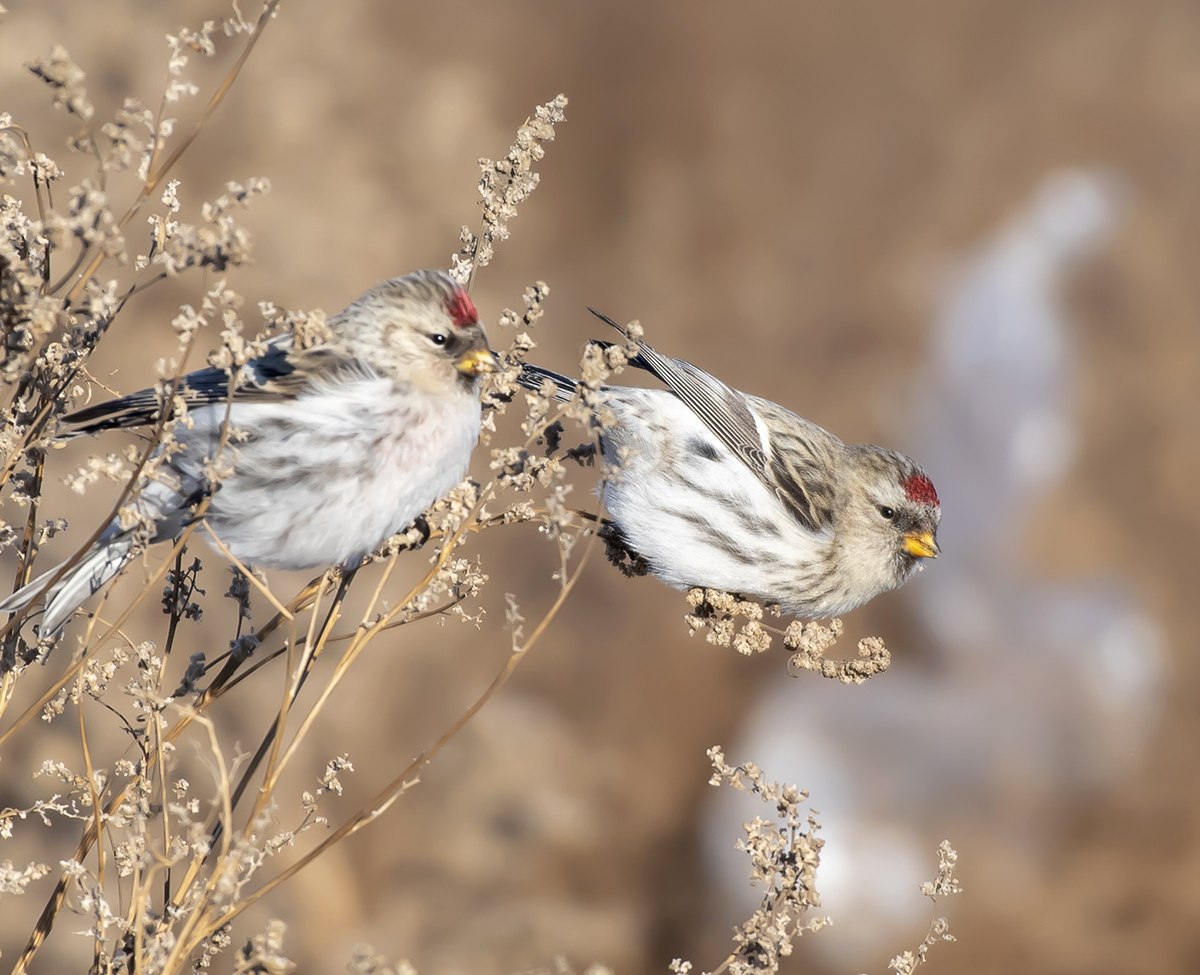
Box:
(517, 311, 940, 618)
(1, 269, 497, 634)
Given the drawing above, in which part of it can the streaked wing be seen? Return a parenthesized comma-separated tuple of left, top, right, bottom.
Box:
(588, 309, 827, 533)
(64, 336, 305, 435)
(748, 395, 837, 534)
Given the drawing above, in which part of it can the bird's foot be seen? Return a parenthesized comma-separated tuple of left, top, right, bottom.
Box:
(599, 521, 650, 578)
(404, 515, 432, 550)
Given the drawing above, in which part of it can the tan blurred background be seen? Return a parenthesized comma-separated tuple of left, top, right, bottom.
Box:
(3, 2, 1200, 973)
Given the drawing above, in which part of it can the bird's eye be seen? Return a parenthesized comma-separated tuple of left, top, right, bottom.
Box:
(428, 332, 448, 347)
(878, 505, 895, 520)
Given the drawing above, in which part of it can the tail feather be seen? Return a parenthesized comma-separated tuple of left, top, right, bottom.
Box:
(585, 308, 654, 373)
(518, 307, 666, 404)
(0, 536, 135, 635)
(516, 362, 578, 402)
(0, 559, 71, 616)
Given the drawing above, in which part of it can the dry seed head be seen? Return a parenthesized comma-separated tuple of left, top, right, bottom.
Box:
(27, 45, 94, 121)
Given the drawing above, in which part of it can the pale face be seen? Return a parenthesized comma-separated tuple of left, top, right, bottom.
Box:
(836, 452, 941, 599)
(336, 270, 497, 393)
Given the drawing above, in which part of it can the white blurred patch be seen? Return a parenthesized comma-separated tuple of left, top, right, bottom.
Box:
(702, 168, 1166, 969)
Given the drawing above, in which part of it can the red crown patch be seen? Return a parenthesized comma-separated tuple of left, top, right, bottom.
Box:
(447, 288, 478, 329)
(902, 472, 939, 507)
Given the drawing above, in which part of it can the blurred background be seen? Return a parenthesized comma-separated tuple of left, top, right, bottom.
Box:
(2, 2, 1198, 972)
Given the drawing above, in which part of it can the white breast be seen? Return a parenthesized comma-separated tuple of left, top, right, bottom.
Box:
(598, 389, 828, 596)
(172, 377, 481, 570)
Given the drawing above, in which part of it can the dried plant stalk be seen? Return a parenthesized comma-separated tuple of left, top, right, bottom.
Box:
(0, 6, 957, 973)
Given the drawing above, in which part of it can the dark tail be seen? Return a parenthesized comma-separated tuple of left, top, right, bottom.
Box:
(516, 362, 578, 402)
(585, 307, 654, 373)
(518, 308, 657, 400)
(0, 533, 136, 635)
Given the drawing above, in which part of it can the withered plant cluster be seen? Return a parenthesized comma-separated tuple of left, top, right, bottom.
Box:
(0, 4, 960, 973)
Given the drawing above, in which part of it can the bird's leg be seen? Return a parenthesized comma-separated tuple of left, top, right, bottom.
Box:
(598, 520, 650, 578)
(565, 508, 649, 573)
(409, 514, 431, 548)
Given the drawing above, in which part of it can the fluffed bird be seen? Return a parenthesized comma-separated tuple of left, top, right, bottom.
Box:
(1, 269, 496, 633)
(518, 311, 939, 618)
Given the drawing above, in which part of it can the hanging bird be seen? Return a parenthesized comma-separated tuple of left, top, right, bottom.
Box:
(518, 311, 939, 618)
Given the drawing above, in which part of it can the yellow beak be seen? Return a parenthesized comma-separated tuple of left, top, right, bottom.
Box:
(902, 530, 939, 560)
(455, 347, 499, 377)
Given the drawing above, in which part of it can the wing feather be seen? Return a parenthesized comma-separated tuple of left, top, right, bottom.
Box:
(61, 336, 364, 436)
(588, 308, 829, 533)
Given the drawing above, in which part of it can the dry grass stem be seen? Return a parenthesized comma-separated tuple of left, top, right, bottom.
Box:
(0, 7, 958, 973)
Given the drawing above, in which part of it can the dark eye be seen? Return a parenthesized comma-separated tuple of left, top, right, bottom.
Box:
(428, 332, 448, 347)
(878, 505, 895, 520)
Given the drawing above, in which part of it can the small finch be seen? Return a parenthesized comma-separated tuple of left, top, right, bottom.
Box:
(1, 269, 496, 633)
(519, 311, 940, 618)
